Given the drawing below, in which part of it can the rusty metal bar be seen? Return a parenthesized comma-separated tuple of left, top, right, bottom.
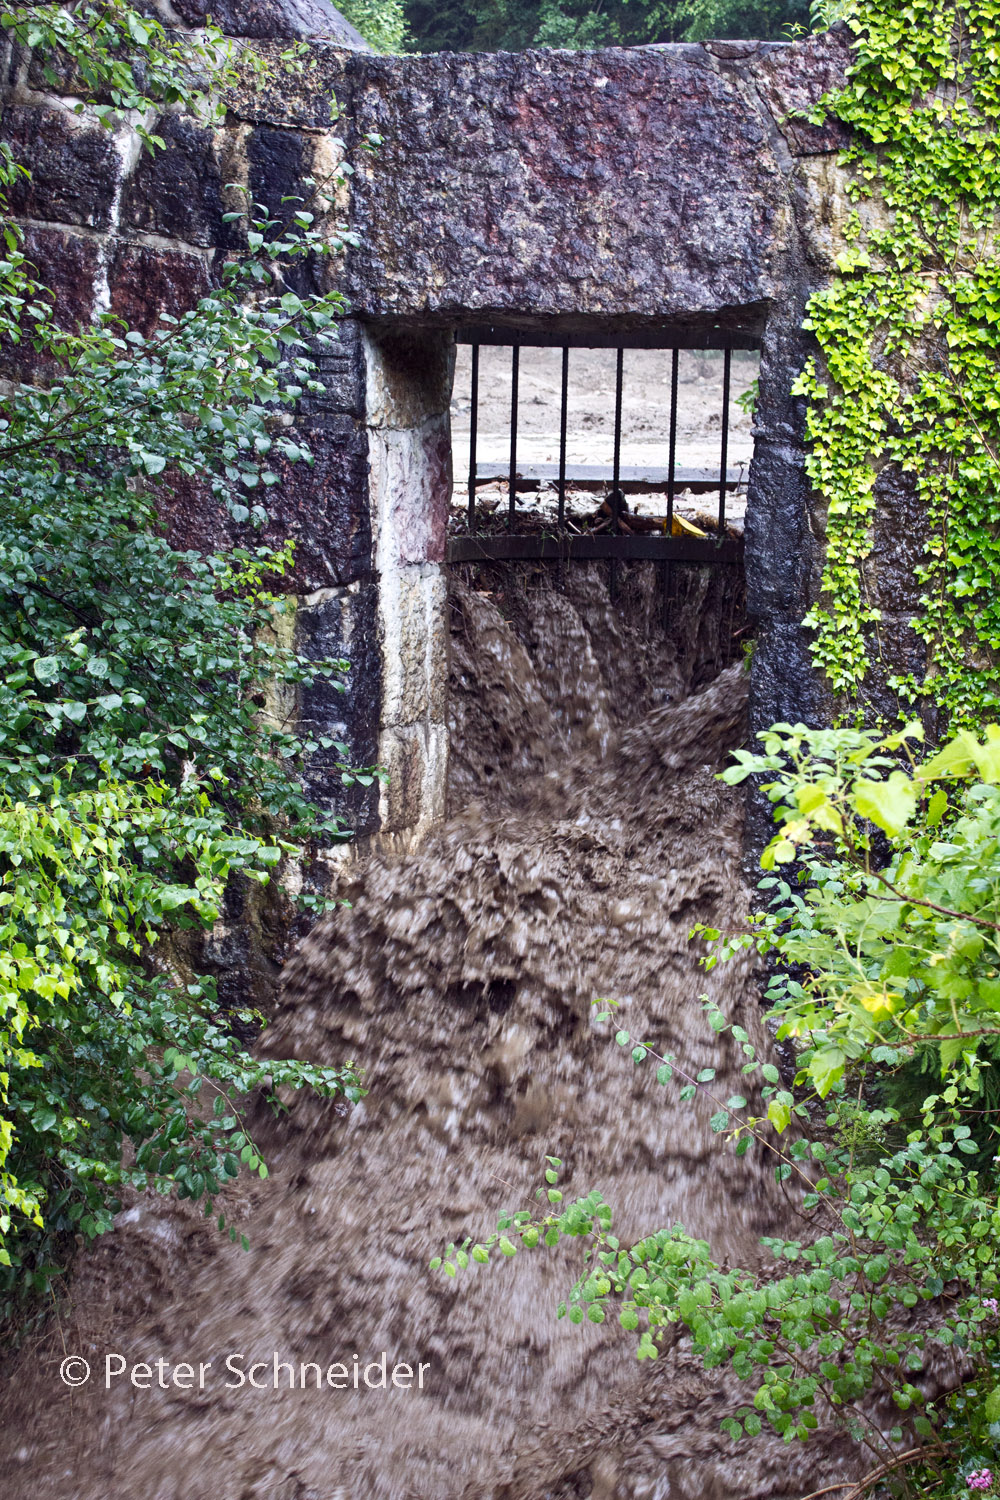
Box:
(467, 342, 479, 532)
(610, 347, 624, 598)
(719, 347, 731, 545)
(558, 345, 569, 532)
(611, 346, 624, 528)
(667, 347, 679, 533)
(663, 345, 680, 627)
(448, 534, 743, 565)
(508, 344, 519, 531)
(471, 462, 742, 493)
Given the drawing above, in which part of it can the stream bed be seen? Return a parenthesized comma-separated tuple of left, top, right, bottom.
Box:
(0, 565, 860, 1499)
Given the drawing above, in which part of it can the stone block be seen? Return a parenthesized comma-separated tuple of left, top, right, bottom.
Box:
(745, 618, 833, 860)
(369, 420, 451, 571)
(859, 616, 930, 728)
(376, 722, 448, 848)
(792, 154, 855, 272)
(753, 30, 853, 156)
(750, 618, 831, 735)
(744, 438, 815, 620)
(121, 115, 236, 249)
(378, 563, 448, 728)
(107, 244, 213, 336)
(2, 105, 122, 230)
(298, 582, 382, 837)
(0, 227, 100, 381)
(867, 464, 929, 615)
(263, 412, 372, 589)
(365, 328, 455, 429)
(145, 411, 370, 595)
(248, 126, 309, 225)
(308, 319, 367, 418)
(172, 0, 370, 45)
(347, 44, 797, 322)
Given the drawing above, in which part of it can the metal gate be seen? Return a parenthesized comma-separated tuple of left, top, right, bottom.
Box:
(446, 325, 758, 573)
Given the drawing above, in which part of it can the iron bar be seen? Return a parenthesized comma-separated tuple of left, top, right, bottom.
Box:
(471, 461, 740, 493)
(448, 534, 743, 565)
(557, 345, 569, 589)
(611, 346, 624, 527)
(610, 346, 624, 598)
(508, 344, 519, 531)
(467, 342, 479, 533)
(663, 345, 680, 628)
(718, 347, 731, 545)
(558, 346, 569, 532)
(667, 347, 679, 534)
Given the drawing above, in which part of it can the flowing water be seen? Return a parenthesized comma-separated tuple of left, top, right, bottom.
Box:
(0, 566, 859, 1500)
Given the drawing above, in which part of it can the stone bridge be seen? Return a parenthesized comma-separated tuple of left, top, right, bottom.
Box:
(1, 4, 886, 856)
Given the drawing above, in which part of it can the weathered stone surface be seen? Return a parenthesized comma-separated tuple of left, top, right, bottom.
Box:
(0, 226, 100, 381)
(751, 618, 831, 730)
(752, 27, 854, 156)
(369, 422, 450, 569)
(867, 463, 930, 615)
(364, 327, 454, 429)
(791, 153, 855, 272)
(347, 44, 800, 323)
(107, 243, 213, 334)
(18, 226, 99, 328)
(1, 105, 121, 229)
(170, 0, 370, 46)
(377, 564, 448, 727)
(310, 319, 367, 418)
(121, 116, 235, 248)
(248, 125, 310, 223)
(298, 583, 382, 835)
(266, 414, 372, 589)
(377, 721, 448, 845)
(860, 617, 932, 730)
(744, 437, 815, 619)
(0, 17, 867, 854)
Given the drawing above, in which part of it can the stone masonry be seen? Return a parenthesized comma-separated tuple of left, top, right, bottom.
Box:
(0, 4, 869, 859)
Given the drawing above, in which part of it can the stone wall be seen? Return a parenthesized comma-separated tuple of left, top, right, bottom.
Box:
(1, 9, 860, 857)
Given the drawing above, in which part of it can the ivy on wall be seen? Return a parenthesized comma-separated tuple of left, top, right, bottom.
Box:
(796, 0, 1000, 725)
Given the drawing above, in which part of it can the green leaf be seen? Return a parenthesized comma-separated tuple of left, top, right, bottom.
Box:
(32, 656, 61, 683)
(808, 1048, 846, 1099)
(852, 771, 917, 837)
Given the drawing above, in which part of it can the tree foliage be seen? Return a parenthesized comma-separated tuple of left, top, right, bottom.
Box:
(0, 7, 370, 1314)
(404, 0, 809, 55)
(338, 0, 410, 51)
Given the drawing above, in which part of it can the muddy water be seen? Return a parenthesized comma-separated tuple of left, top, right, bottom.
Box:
(1, 568, 854, 1500)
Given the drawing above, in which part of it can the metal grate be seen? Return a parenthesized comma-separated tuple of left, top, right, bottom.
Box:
(447, 328, 757, 570)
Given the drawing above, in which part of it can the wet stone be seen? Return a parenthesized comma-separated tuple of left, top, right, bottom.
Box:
(107, 244, 213, 337)
(121, 116, 235, 249)
(868, 463, 930, 615)
(2, 106, 121, 230)
(171, 0, 371, 44)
